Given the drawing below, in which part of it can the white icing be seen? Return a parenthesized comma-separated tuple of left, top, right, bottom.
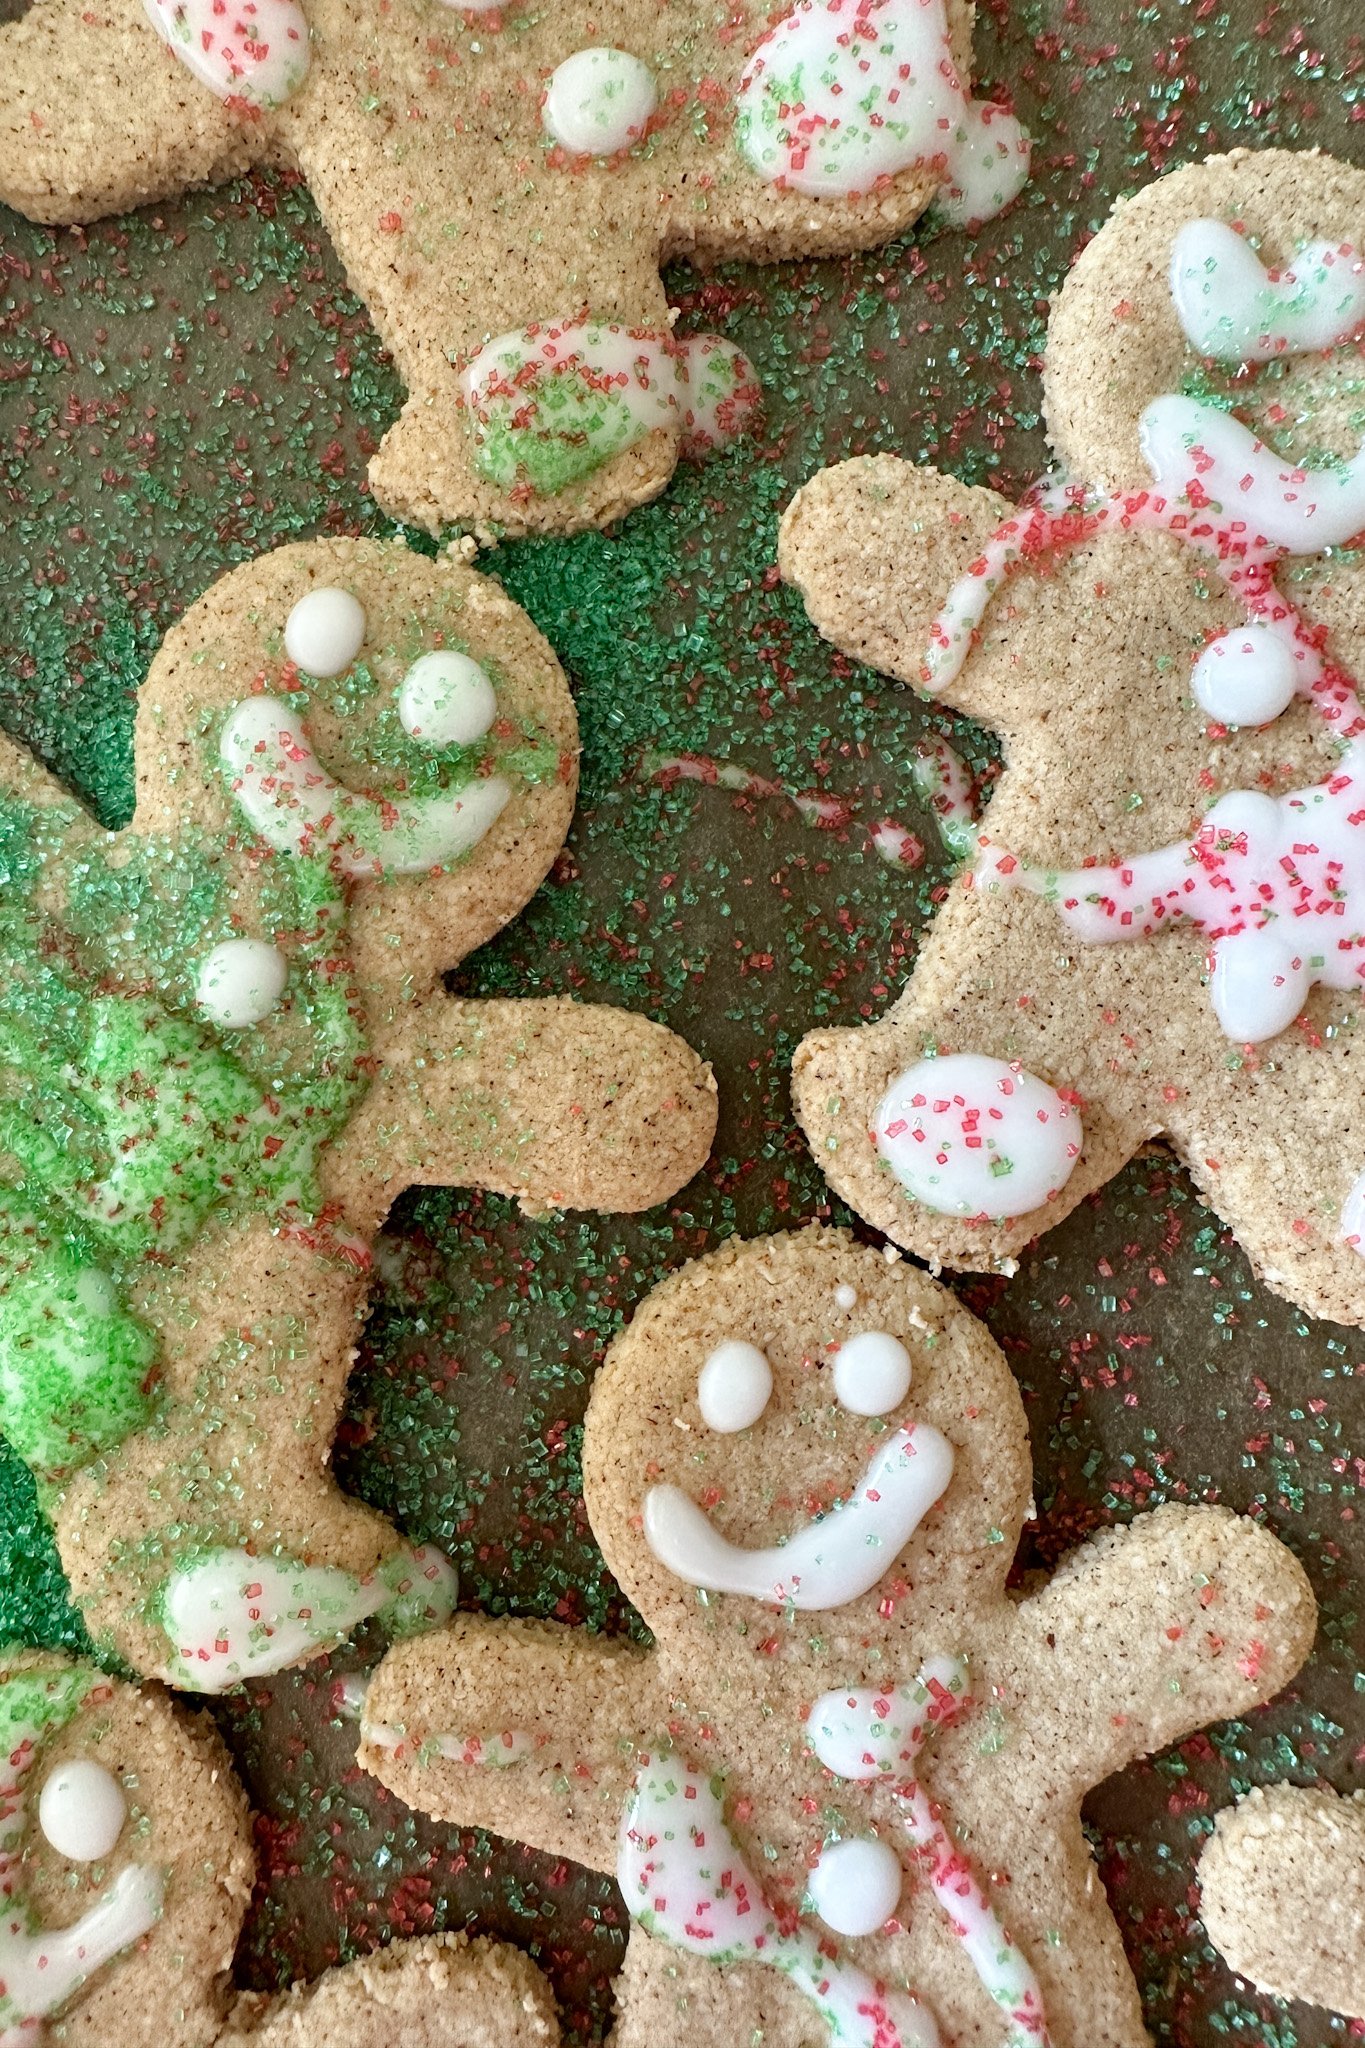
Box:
(735, 0, 1029, 221)
(1170, 219, 1365, 363)
(832, 1330, 911, 1417)
(397, 651, 497, 748)
(696, 1339, 773, 1433)
(619, 1753, 940, 2048)
(807, 1835, 903, 1937)
(643, 1422, 953, 1608)
(161, 1543, 458, 1693)
(1190, 623, 1299, 728)
(37, 1761, 126, 1863)
(833, 1283, 858, 1310)
(874, 1054, 1083, 1219)
(434, 1730, 535, 1766)
(1341, 1165, 1365, 1257)
(283, 587, 366, 678)
(809, 1655, 968, 1779)
(221, 695, 512, 875)
(543, 47, 657, 156)
(195, 937, 288, 1029)
(1141, 393, 1365, 551)
(141, 0, 309, 109)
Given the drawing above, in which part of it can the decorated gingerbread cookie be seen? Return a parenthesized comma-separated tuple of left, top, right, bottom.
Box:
(357, 1226, 1316, 2048)
(0, 1647, 559, 2045)
(0, 0, 1027, 540)
(779, 147, 1365, 1327)
(1198, 1784, 1365, 2021)
(0, 534, 716, 1690)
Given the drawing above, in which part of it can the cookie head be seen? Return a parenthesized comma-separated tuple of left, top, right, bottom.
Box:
(582, 1229, 1031, 1670)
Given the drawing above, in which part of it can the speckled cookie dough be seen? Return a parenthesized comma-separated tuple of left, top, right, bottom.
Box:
(0, 0, 1028, 540)
(0, 1647, 558, 2046)
(0, 533, 716, 1689)
(359, 1226, 1316, 2048)
(780, 147, 1365, 1327)
(1198, 1784, 1365, 2022)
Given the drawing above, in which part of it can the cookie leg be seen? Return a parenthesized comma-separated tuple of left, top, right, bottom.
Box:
(337, 996, 717, 1232)
(609, 1931, 818, 2048)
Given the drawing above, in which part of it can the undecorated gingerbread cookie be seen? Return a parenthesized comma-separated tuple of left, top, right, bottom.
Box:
(0, 534, 716, 1689)
(1198, 1784, 1365, 2021)
(779, 147, 1365, 1327)
(0, 1648, 559, 2046)
(0, 0, 1028, 539)
(358, 1226, 1316, 2048)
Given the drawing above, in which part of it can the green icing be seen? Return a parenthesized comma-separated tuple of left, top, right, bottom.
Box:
(0, 1664, 93, 1795)
(469, 329, 668, 497)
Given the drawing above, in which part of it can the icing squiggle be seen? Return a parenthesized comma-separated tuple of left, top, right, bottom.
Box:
(619, 1752, 940, 2048)
(1170, 220, 1365, 363)
(643, 1422, 954, 1608)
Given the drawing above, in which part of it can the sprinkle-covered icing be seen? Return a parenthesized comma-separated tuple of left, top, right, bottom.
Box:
(619, 1753, 940, 2048)
(1341, 1167, 1365, 1256)
(397, 652, 497, 749)
(832, 1330, 912, 1416)
(460, 320, 759, 496)
(1140, 395, 1365, 551)
(161, 1543, 458, 1692)
(1170, 220, 1365, 363)
(735, 0, 1029, 222)
(221, 694, 512, 874)
(873, 1055, 1083, 1220)
(142, 0, 310, 110)
(696, 1338, 773, 1433)
(38, 1760, 126, 1864)
(195, 936, 288, 1029)
(0, 1665, 163, 2040)
(361, 1718, 536, 1767)
(806, 1835, 903, 1937)
(909, 741, 978, 863)
(284, 587, 366, 678)
(643, 1422, 954, 1607)
(810, 1661, 1051, 2047)
(543, 48, 657, 157)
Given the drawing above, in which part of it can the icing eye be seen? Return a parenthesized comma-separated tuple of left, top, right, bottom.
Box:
(195, 938, 288, 1030)
(543, 48, 658, 157)
(696, 1339, 772, 1433)
(397, 651, 497, 748)
(38, 1759, 126, 1863)
(284, 587, 366, 678)
(833, 1330, 912, 1417)
(807, 1836, 903, 1937)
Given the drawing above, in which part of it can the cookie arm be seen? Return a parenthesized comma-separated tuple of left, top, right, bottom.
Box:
(329, 996, 717, 1234)
(0, 0, 266, 225)
(360, 1615, 660, 1875)
(999, 1504, 1316, 1797)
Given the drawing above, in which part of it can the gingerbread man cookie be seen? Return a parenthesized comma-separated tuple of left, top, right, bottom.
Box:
(0, 534, 716, 1690)
(1198, 1784, 1365, 2021)
(0, 0, 1027, 540)
(0, 1647, 560, 2045)
(358, 1226, 1316, 2048)
(779, 147, 1365, 1327)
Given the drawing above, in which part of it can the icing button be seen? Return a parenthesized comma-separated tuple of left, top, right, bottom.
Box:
(284, 587, 366, 678)
(38, 1760, 127, 1863)
(807, 1835, 903, 1938)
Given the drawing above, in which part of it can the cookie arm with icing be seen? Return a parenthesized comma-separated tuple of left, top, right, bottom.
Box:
(0, 0, 264, 224)
(996, 1503, 1317, 1797)
(360, 1615, 663, 1875)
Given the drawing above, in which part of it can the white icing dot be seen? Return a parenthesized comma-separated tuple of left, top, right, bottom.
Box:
(874, 1054, 1083, 1220)
(397, 651, 497, 748)
(833, 1283, 858, 1311)
(833, 1330, 911, 1417)
(284, 587, 366, 678)
(696, 1339, 773, 1433)
(38, 1761, 126, 1863)
(196, 938, 288, 1030)
(807, 1836, 903, 1937)
(543, 47, 657, 156)
(1191, 624, 1299, 728)
(1209, 927, 1310, 1045)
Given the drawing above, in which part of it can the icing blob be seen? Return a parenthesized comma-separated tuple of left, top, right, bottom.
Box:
(873, 1055, 1083, 1219)
(543, 48, 657, 156)
(696, 1338, 773, 1433)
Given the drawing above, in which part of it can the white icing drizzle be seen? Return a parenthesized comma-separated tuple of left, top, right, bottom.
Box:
(696, 1339, 773, 1433)
(832, 1330, 912, 1417)
(195, 937, 288, 1029)
(809, 1654, 968, 1779)
(1140, 394, 1365, 552)
(806, 1834, 904, 1937)
(37, 1762, 126, 1864)
(619, 1752, 940, 2048)
(161, 1543, 458, 1693)
(360, 1720, 535, 1766)
(1170, 220, 1365, 363)
(220, 695, 511, 875)
(735, 0, 1029, 222)
(1341, 1165, 1365, 1259)
(543, 47, 657, 156)
(874, 1055, 1083, 1220)
(284, 587, 366, 678)
(643, 1422, 954, 1608)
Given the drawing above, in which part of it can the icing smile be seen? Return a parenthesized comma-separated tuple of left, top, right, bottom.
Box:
(644, 1422, 954, 1609)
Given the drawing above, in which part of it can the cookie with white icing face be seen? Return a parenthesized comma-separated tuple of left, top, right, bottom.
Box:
(0, 534, 716, 1688)
(779, 147, 1365, 1327)
(0, 1649, 559, 2047)
(1198, 1784, 1365, 2022)
(359, 1226, 1316, 2048)
(0, 0, 1027, 542)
